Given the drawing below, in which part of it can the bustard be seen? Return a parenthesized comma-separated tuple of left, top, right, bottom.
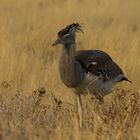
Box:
(52, 23, 131, 128)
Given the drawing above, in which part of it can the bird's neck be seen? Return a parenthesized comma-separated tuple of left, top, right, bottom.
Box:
(59, 43, 83, 88)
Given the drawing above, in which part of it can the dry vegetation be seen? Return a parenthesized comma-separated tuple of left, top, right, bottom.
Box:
(0, 0, 140, 139)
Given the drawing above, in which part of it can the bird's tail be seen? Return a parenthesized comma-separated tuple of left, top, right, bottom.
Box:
(119, 76, 132, 83)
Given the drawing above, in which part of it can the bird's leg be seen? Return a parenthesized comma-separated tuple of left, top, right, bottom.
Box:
(77, 94, 83, 128)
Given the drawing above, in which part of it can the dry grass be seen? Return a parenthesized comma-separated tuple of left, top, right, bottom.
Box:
(0, 0, 140, 139)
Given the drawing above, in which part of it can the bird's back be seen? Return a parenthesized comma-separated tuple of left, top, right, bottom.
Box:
(76, 50, 112, 66)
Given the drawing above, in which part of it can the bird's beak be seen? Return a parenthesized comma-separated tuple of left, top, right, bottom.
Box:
(52, 38, 60, 47)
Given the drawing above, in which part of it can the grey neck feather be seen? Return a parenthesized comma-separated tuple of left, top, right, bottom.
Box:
(59, 42, 84, 88)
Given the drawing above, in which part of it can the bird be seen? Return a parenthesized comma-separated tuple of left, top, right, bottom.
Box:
(52, 23, 131, 128)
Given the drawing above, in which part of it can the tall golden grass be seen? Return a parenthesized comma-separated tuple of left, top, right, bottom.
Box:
(0, 0, 139, 139)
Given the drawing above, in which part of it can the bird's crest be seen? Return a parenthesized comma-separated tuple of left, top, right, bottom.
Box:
(58, 23, 83, 38)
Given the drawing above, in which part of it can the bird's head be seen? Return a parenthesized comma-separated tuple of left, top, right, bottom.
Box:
(52, 23, 83, 47)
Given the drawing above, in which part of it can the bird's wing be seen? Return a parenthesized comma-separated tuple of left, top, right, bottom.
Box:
(76, 50, 128, 82)
(76, 50, 112, 67)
